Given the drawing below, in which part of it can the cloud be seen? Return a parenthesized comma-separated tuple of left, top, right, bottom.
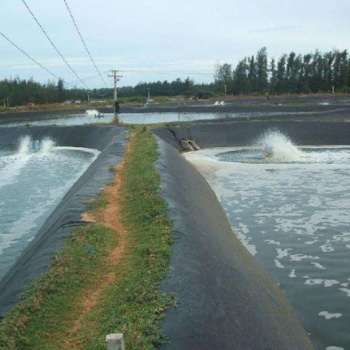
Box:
(1, 0, 349, 88)
(248, 25, 301, 34)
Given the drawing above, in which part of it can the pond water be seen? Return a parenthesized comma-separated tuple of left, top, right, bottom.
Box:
(184, 130, 350, 350)
(0, 136, 99, 280)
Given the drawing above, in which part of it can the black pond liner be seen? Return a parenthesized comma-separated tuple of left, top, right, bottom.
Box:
(0, 125, 129, 317)
(152, 119, 350, 349)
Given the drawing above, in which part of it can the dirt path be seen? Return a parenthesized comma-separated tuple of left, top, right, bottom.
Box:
(63, 141, 131, 349)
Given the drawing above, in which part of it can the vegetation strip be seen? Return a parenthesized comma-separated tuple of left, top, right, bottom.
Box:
(0, 127, 174, 349)
(1, 46, 350, 109)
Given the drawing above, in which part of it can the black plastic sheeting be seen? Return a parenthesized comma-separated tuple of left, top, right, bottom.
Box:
(152, 120, 350, 349)
(154, 120, 350, 151)
(0, 125, 129, 317)
(1, 119, 347, 347)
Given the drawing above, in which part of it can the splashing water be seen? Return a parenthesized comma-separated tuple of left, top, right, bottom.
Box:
(40, 138, 56, 153)
(85, 109, 101, 117)
(18, 135, 32, 154)
(17, 136, 56, 154)
(210, 130, 350, 165)
(0, 144, 99, 281)
(255, 130, 304, 163)
(183, 135, 350, 349)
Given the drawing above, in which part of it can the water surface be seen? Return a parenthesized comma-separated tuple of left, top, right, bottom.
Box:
(185, 131, 350, 350)
(0, 136, 99, 280)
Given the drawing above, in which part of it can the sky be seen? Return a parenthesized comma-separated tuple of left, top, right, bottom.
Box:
(0, 0, 349, 90)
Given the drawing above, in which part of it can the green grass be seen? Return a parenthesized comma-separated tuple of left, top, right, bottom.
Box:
(86, 192, 109, 212)
(0, 128, 174, 349)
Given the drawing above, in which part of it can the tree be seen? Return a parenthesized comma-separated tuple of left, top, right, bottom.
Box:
(248, 55, 257, 92)
(215, 63, 233, 93)
(286, 52, 302, 93)
(183, 77, 195, 96)
(256, 47, 268, 92)
(232, 58, 250, 94)
(334, 49, 349, 92)
(299, 53, 313, 93)
(269, 58, 277, 93)
(275, 54, 287, 93)
(57, 79, 65, 102)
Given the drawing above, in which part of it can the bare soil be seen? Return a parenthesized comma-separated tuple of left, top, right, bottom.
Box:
(63, 141, 131, 349)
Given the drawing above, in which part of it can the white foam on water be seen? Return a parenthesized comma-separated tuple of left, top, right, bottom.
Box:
(332, 232, 350, 242)
(40, 138, 56, 153)
(0, 137, 60, 190)
(319, 311, 342, 320)
(183, 131, 350, 348)
(255, 129, 304, 163)
(320, 243, 335, 253)
(338, 288, 350, 297)
(305, 279, 339, 287)
(304, 239, 319, 245)
(0, 154, 31, 189)
(59, 145, 99, 154)
(85, 109, 101, 117)
(311, 262, 326, 270)
(0, 144, 100, 277)
(274, 259, 284, 268)
(265, 239, 281, 246)
(289, 269, 297, 278)
(18, 135, 32, 154)
(0, 179, 74, 255)
(290, 254, 320, 261)
(190, 129, 350, 166)
(236, 223, 256, 255)
(276, 248, 292, 259)
(17, 136, 57, 154)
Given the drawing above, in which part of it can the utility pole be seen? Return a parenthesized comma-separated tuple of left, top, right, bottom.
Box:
(108, 70, 123, 122)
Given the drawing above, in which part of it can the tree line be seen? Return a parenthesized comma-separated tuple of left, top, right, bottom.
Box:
(0, 76, 215, 107)
(215, 47, 350, 95)
(0, 78, 66, 107)
(1, 47, 349, 107)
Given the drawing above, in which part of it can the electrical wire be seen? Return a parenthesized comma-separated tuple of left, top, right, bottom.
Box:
(0, 31, 61, 81)
(21, 0, 89, 89)
(4, 2, 213, 89)
(63, 0, 109, 88)
(67, 71, 107, 85)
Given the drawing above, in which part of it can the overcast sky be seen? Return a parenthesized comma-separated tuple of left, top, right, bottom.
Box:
(0, 0, 349, 89)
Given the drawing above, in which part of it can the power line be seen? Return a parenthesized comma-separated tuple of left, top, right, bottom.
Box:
(21, 0, 89, 89)
(67, 70, 111, 87)
(63, 0, 109, 88)
(0, 31, 60, 81)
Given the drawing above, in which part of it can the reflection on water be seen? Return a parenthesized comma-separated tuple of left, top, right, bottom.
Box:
(0, 111, 115, 127)
(118, 111, 308, 124)
(184, 131, 350, 350)
(119, 112, 232, 124)
(0, 110, 320, 127)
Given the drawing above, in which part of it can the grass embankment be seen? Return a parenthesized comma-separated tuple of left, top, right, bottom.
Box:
(0, 128, 174, 349)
